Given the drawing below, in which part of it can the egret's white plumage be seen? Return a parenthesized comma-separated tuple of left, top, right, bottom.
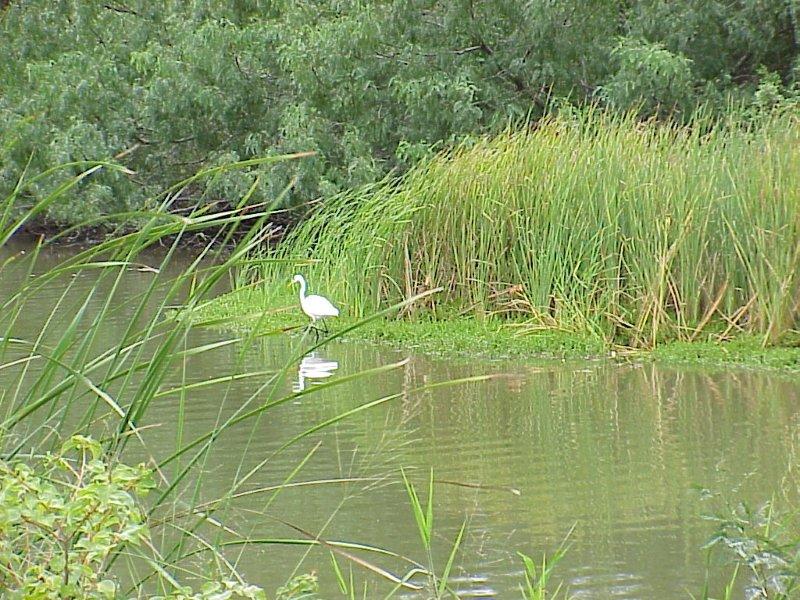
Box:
(292, 274, 339, 325)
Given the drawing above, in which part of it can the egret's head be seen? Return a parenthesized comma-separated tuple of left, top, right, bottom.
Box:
(291, 274, 304, 285)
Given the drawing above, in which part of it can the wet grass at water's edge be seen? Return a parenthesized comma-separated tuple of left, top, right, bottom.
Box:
(194, 286, 800, 372)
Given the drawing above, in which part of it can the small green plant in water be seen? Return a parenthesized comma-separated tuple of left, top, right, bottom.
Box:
(401, 468, 466, 598)
(704, 500, 800, 599)
(518, 526, 572, 600)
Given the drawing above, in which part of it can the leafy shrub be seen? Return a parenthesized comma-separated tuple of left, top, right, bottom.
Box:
(0, 435, 266, 599)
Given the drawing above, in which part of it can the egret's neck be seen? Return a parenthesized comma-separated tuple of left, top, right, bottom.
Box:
(297, 278, 307, 300)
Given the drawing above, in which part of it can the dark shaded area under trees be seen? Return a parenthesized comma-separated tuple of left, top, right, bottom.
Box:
(1, 0, 798, 235)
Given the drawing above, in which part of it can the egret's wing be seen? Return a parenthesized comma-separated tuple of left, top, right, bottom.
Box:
(306, 294, 340, 317)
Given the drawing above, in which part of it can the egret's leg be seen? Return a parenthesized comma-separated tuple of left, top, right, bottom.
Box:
(301, 317, 315, 339)
(309, 317, 322, 340)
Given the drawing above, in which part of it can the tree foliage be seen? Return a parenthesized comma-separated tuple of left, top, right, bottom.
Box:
(1, 0, 798, 225)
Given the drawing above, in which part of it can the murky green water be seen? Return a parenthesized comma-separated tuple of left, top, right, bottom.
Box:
(2, 240, 799, 598)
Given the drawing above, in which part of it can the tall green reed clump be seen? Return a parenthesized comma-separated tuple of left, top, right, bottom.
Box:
(270, 110, 800, 347)
(1, 154, 484, 598)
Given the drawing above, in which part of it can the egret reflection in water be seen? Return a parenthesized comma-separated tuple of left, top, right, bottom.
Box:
(293, 352, 339, 392)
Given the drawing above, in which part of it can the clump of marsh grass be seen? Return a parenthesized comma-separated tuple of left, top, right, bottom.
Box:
(266, 109, 800, 348)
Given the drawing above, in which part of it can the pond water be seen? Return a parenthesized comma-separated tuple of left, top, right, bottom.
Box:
(2, 240, 799, 599)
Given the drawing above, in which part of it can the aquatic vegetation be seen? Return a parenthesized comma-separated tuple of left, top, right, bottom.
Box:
(400, 468, 466, 598)
(263, 110, 800, 349)
(651, 337, 800, 372)
(702, 500, 800, 599)
(194, 285, 608, 359)
(196, 285, 800, 370)
(518, 535, 571, 600)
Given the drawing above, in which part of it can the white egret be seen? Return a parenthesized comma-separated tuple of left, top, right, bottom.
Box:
(291, 274, 339, 334)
